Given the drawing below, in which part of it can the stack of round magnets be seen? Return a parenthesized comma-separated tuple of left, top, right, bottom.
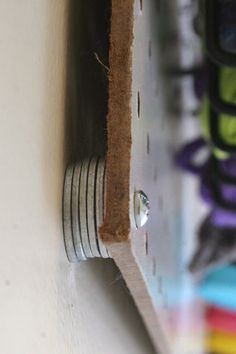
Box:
(62, 157, 110, 262)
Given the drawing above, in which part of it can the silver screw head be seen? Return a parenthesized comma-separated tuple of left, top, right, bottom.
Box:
(134, 190, 150, 229)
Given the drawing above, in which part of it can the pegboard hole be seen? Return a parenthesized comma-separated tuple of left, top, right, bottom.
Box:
(164, 294, 169, 310)
(152, 257, 157, 276)
(158, 195, 164, 210)
(153, 167, 158, 182)
(148, 40, 152, 58)
(139, 0, 143, 12)
(146, 133, 150, 155)
(168, 143, 174, 159)
(145, 232, 149, 255)
(161, 116, 165, 129)
(157, 276, 163, 294)
(137, 92, 141, 118)
(165, 216, 170, 233)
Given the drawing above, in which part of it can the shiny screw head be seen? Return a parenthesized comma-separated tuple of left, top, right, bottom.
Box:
(134, 190, 150, 229)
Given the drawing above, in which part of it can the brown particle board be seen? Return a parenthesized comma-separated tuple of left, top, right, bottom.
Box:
(100, 0, 133, 244)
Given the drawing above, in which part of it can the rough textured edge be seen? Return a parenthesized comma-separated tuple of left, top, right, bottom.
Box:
(99, 0, 134, 243)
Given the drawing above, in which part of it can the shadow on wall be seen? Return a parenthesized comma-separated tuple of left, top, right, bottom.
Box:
(63, 0, 111, 166)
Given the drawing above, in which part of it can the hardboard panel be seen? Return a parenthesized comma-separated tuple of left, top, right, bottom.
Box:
(102, 0, 205, 353)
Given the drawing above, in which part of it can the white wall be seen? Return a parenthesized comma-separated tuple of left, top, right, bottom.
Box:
(0, 1, 155, 353)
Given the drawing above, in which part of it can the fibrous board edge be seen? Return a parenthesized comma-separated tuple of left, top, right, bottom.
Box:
(100, 0, 133, 243)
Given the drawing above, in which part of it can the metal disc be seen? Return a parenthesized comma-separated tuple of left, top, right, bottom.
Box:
(63, 164, 78, 262)
(71, 163, 87, 261)
(96, 158, 109, 258)
(79, 159, 93, 258)
(87, 157, 101, 257)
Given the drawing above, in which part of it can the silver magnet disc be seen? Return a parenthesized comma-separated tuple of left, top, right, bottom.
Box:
(71, 163, 87, 261)
(79, 159, 94, 258)
(96, 158, 109, 258)
(87, 158, 101, 257)
(63, 164, 78, 262)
